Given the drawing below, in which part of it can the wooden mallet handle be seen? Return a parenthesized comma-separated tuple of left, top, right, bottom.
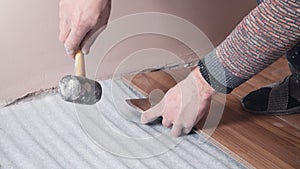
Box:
(75, 50, 86, 77)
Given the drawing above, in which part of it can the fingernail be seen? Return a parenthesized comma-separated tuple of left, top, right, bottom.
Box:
(82, 48, 89, 55)
(66, 49, 75, 56)
(182, 127, 192, 134)
(140, 115, 148, 124)
(64, 46, 75, 56)
(162, 118, 172, 128)
(171, 129, 182, 137)
(172, 132, 181, 137)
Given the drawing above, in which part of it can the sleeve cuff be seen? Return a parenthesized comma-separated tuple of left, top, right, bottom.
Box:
(197, 49, 247, 94)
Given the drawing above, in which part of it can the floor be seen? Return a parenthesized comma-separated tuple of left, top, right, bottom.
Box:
(123, 57, 300, 168)
(0, 79, 248, 169)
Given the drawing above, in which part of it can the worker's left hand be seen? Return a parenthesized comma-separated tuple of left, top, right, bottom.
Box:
(59, 0, 111, 57)
(141, 67, 215, 137)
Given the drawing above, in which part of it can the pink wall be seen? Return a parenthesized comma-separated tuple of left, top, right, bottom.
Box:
(0, 0, 256, 105)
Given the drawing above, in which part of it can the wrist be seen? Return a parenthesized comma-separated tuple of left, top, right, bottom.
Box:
(197, 59, 234, 94)
(190, 67, 215, 97)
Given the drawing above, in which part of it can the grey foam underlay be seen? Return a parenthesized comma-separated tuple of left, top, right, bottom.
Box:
(0, 79, 246, 169)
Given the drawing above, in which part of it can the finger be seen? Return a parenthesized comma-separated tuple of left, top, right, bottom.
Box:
(162, 118, 172, 128)
(58, 0, 71, 43)
(141, 99, 165, 124)
(81, 2, 111, 55)
(64, 25, 91, 57)
(81, 25, 106, 55)
(171, 123, 183, 137)
(59, 19, 71, 43)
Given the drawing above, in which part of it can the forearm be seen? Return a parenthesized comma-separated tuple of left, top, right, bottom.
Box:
(201, 0, 300, 93)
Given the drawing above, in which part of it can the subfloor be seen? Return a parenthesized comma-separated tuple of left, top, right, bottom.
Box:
(123, 57, 300, 168)
(0, 79, 249, 168)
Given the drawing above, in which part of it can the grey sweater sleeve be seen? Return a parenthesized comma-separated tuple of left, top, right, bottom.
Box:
(199, 0, 300, 94)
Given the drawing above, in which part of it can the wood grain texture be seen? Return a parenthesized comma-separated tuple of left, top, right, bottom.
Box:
(122, 57, 300, 168)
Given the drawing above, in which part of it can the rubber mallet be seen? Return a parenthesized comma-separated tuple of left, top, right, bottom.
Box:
(58, 50, 102, 105)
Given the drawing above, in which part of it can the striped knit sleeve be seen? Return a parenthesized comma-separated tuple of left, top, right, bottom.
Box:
(200, 0, 300, 94)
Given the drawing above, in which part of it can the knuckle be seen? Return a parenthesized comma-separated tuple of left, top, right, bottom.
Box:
(75, 17, 97, 33)
(82, 13, 98, 26)
(77, 20, 89, 30)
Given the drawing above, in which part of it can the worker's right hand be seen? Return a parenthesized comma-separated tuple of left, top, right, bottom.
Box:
(141, 67, 215, 137)
(59, 0, 111, 57)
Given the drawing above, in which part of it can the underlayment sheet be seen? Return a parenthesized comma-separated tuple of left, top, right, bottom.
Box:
(0, 80, 246, 169)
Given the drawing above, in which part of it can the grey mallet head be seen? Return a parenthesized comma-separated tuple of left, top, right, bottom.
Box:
(58, 75, 102, 105)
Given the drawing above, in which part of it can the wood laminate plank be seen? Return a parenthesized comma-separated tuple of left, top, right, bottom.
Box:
(122, 57, 300, 168)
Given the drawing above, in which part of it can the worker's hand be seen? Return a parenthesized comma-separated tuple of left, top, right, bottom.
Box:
(141, 67, 215, 137)
(59, 0, 111, 57)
